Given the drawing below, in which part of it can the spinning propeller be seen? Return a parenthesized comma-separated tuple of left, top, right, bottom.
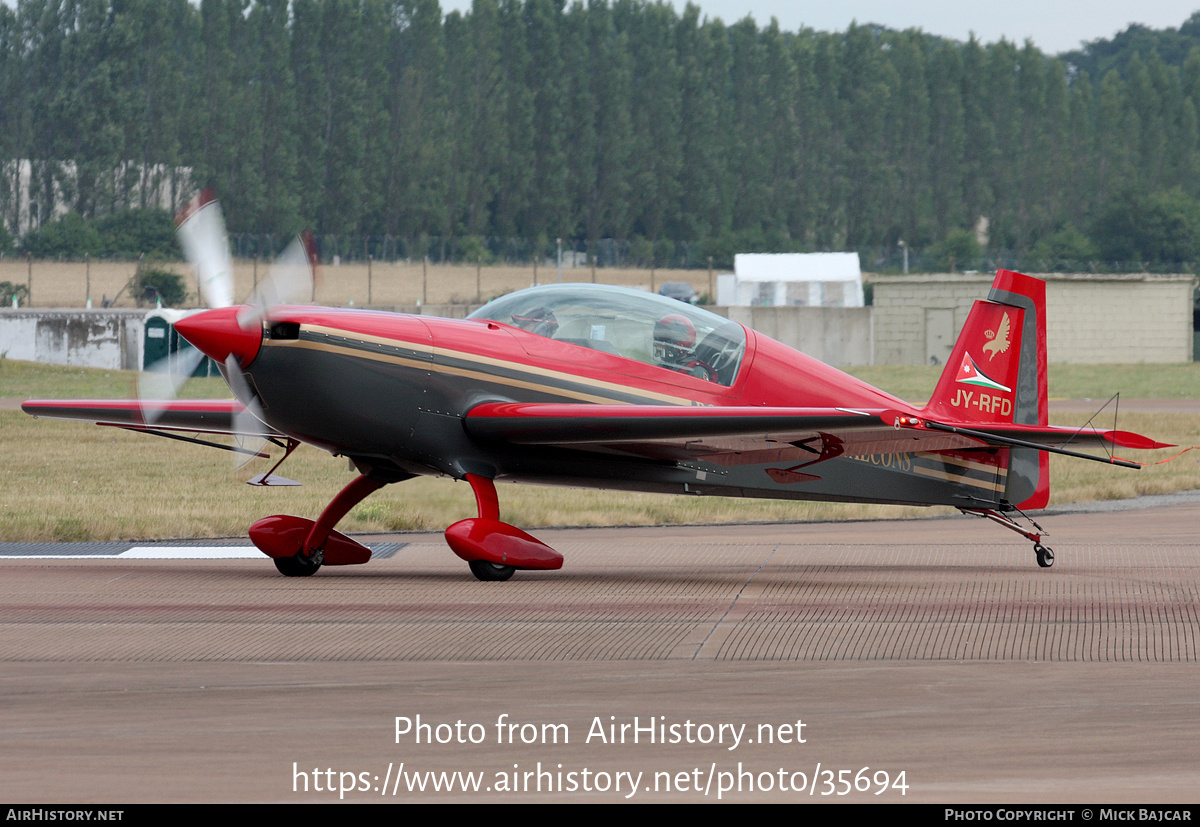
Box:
(138, 190, 314, 466)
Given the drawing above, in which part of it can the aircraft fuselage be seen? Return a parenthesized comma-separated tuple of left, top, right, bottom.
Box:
(238, 307, 1004, 509)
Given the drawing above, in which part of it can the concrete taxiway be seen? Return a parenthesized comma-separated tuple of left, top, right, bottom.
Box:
(2, 497, 1198, 802)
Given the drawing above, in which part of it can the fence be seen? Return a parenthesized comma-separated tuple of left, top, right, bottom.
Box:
(865, 248, 1199, 276)
(0, 255, 719, 309)
(225, 234, 721, 270)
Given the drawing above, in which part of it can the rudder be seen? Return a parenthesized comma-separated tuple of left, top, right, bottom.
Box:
(921, 270, 1049, 509)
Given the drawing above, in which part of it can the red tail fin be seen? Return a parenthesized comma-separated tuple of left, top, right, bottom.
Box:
(922, 270, 1049, 509)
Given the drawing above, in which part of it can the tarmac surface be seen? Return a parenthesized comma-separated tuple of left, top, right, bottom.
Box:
(2, 498, 1199, 803)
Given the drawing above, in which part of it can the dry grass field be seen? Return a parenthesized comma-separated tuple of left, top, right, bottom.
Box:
(3, 358, 1198, 542)
(0, 258, 714, 309)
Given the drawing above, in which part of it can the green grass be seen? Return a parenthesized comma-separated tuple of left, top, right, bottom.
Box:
(0, 357, 231, 400)
(844, 366, 941, 402)
(1044, 363, 1200, 399)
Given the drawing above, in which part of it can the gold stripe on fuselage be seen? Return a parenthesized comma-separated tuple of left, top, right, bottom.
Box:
(914, 451, 1009, 478)
(263, 324, 695, 406)
(909, 456, 1005, 493)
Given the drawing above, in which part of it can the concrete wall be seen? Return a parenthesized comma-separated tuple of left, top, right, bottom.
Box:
(713, 305, 873, 366)
(1045, 275, 1194, 363)
(0, 309, 143, 370)
(368, 304, 477, 318)
(872, 273, 1196, 365)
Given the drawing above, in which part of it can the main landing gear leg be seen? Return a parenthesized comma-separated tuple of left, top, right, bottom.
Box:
(444, 473, 564, 581)
(960, 508, 1055, 568)
(251, 474, 386, 576)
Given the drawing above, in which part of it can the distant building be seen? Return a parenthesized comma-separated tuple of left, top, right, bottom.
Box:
(716, 252, 864, 307)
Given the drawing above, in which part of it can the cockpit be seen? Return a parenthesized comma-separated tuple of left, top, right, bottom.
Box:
(468, 284, 747, 386)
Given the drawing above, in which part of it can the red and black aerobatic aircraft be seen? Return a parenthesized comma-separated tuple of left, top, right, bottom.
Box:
(23, 196, 1171, 580)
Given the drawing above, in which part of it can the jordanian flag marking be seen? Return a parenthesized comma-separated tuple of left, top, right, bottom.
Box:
(956, 353, 1011, 393)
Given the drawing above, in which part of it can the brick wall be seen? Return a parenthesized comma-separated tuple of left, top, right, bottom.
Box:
(873, 273, 1195, 365)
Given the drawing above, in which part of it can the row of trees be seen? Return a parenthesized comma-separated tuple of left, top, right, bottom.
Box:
(3, 0, 1200, 265)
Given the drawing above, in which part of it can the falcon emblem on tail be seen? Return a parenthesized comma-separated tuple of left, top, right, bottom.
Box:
(982, 312, 1011, 360)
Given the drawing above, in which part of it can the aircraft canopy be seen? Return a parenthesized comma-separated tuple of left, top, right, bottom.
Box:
(470, 283, 747, 386)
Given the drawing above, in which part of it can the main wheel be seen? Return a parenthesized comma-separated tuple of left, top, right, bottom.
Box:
(274, 553, 322, 577)
(1034, 544, 1055, 568)
(469, 560, 516, 581)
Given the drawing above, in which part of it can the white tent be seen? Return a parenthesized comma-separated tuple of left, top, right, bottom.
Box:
(717, 252, 864, 307)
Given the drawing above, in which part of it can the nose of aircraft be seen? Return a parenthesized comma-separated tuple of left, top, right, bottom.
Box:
(174, 306, 263, 368)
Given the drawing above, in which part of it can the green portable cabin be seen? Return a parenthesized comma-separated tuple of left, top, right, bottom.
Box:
(143, 309, 220, 377)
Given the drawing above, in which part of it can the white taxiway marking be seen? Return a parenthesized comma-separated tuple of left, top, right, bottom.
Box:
(120, 547, 262, 559)
(0, 547, 263, 559)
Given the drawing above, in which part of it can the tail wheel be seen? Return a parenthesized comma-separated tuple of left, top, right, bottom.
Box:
(274, 552, 322, 577)
(1034, 543, 1055, 568)
(469, 560, 516, 581)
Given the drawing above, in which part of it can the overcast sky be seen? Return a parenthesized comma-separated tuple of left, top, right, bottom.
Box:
(440, 1, 1200, 55)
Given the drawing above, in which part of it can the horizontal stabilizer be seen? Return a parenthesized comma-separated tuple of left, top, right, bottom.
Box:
(936, 421, 1173, 451)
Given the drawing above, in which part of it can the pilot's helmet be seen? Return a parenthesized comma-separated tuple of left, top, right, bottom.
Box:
(653, 313, 696, 364)
(511, 305, 559, 337)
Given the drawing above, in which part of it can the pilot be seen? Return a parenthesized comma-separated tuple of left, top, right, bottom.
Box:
(653, 313, 716, 381)
(510, 306, 559, 338)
